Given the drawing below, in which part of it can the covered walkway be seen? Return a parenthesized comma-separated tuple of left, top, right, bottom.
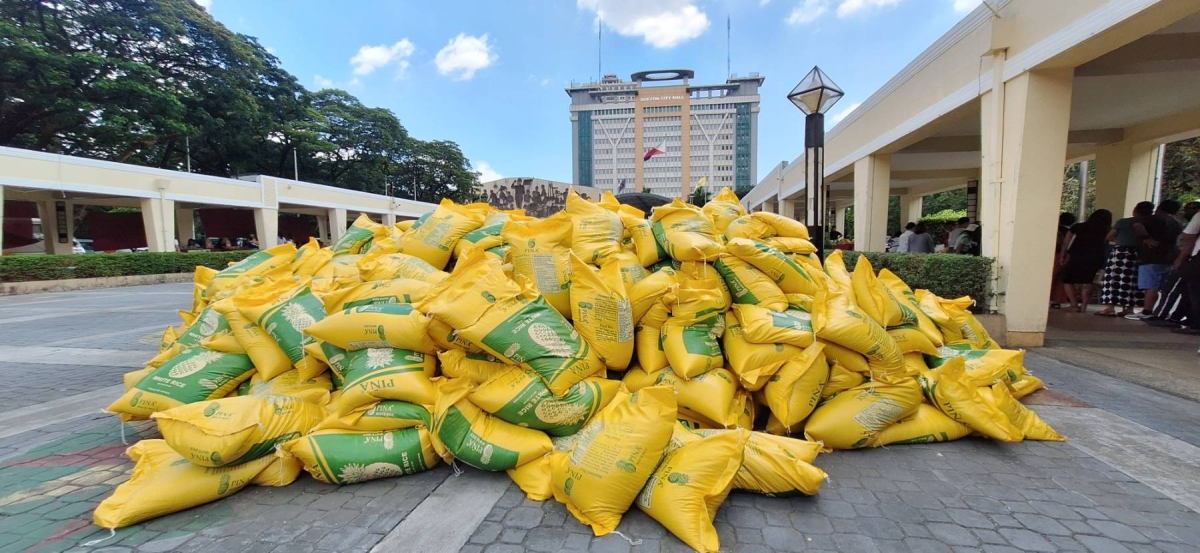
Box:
(745, 0, 1200, 346)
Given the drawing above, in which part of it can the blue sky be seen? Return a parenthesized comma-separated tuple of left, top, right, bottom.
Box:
(198, 0, 982, 184)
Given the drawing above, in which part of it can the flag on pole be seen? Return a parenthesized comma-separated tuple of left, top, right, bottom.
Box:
(643, 141, 666, 161)
(617, 179, 626, 193)
(696, 176, 707, 190)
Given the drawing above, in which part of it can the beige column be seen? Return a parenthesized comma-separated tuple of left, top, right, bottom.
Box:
(175, 206, 195, 242)
(255, 208, 279, 248)
(38, 200, 77, 255)
(1124, 142, 1161, 215)
(317, 215, 330, 243)
(835, 205, 848, 234)
(383, 211, 397, 227)
(139, 197, 176, 253)
(1092, 143, 1132, 216)
(327, 208, 348, 244)
(777, 198, 796, 220)
(992, 69, 1074, 347)
(852, 154, 891, 252)
(0, 185, 5, 253)
(899, 194, 922, 226)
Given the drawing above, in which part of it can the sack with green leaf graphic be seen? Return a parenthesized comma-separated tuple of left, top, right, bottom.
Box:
(502, 212, 574, 317)
(714, 253, 788, 311)
(234, 280, 328, 379)
(469, 366, 620, 437)
(108, 348, 255, 419)
(661, 313, 724, 379)
(93, 440, 301, 529)
(314, 400, 431, 433)
(153, 395, 325, 468)
(175, 304, 230, 348)
(235, 369, 332, 406)
(761, 342, 829, 430)
(431, 378, 553, 471)
(206, 242, 298, 298)
(336, 348, 437, 415)
(438, 349, 509, 384)
(732, 303, 819, 349)
(321, 279, 435, 313)
(925, 343, 1026, 387)
(722, 312, 798, 391)
(280, 427, 439, 484)
(332, 213, 383, 257)
(650, 199, 723, 263)
(397, 198, 486, 270)
(803, 377, 923, 449)
(357, 252, 449, 284)
(725, 238, 819, 296)
(305, 303, 434, 353)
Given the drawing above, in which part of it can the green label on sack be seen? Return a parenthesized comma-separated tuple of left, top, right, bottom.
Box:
(136, 349, 254, 403)
(258, 288, 325, 363)
(310, 429, 431, 484)
(437, 406, 521, 471)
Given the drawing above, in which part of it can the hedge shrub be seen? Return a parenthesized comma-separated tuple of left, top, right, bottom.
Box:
(0, 252, 255, 282)
(832, 251, 992, 306)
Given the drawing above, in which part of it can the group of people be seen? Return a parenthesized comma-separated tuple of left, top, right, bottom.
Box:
(891, 217, 981, 254)
(182, 234, 300, 252)
(1055, 199, 1200, 335)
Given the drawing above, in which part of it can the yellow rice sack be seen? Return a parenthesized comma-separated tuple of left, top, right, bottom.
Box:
(153, 395, 325, 467)
(551, 386, 677, 536)
(636, 426, 747, 553)
(903, 352, 932, 378)
(878, 270, 943, 345)
(982, 383, 1065, 441)
(207, 243, 298, 298)
(201, 330, 244, 354)
(850, 256, 889, 326)
(357, 252, 449, 284)
(726, 211, 811, 241)
(108, 348, 255, 418)
(192, 266, 217, 306)
(292, 240, 333, 278)
(175, 304, 229, 348)
(673, 268, 730, 319)
(397, 198, 485, 269)
(651, 199, 723, 262)
(820, 340, 870, 375)
(570, 254, 634, 370)
(236, 370, 332, 405)
(651, 367, 740, 427)
(418, 252, 604, 397)
(337, 348, 436, 414)
(611, 250, 648, 294)
(919, 357, 1023, 442)
(303, 340, 350, 388)
(233, 280, 328, 379)
(438, 349, 508, 384)
(762, 343, 829, 429)
(823, 360, 866, 399)
(714, 253, 788, 311)
(314, 400, 431, 433)
(426, 318, 484, 353)
(762, 236, 817, 255)
(321, 279, 433, 313)
(888, 324, 940, 356)
(93, 440, 299, 529)
(725, 238, 819, 295)
(159, 325, 178, 352)
(803, 378, 923, 449)
(305, 303, 434, 353)
(702, 187, 747, 235)
(431, 379, 553, 471)
(926, 344, 1026, 387)
(566, 189, 624, 263)
(732, 303, 818, 348)
(620, 365, 658, 392)
(312, 254, 363, 287)
(629, 267, 678, 324)
(469, 366, 620, 437)
(123, 366, 156, 390)
(724, 431, 827, 497)
(938, 296, 998, 349)
(454, 210, 527, 259)
(661, 313, 725, 378)
(1009, 374, 1045, 399)
(872, 403, 974, 446)
(815, 278, 908, 382)
(332, 213, 383, 257)
(635, 296, 672, 373)
(281, 427, 439, 484)
(503, 212, 574, 317)
(619, 206, 662, 267)
(723, 313, 798, 391)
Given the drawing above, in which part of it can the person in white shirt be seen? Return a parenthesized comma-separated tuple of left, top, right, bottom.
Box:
(897, 222, 915, 253)
(1173, 211, 1200, 335)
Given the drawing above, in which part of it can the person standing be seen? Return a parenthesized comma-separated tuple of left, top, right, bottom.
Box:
(908, 222, 935, 253)
(1127, 200, 1183, 320)
(1051, 212, 1077, 308)
(946, 217, 970, 249)
(1097, 205, 1146, 316)
(897, 222, 916, 253)
(1060, 209, 1112, 312)
(1172, 209, 1200, 335)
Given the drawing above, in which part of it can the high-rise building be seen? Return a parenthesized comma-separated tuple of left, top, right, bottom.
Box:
(567, 70, 764, 199)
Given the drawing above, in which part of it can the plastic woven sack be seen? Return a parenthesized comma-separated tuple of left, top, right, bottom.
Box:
(154, 395, 325, 467)
(803, 378, 923, 449)
(651, 199, 723, 262)
(108, 348, 255, 418)
(569, 254, 634, 370)
(397, 198, 485, 269)
(305, 303, 434, 353)
(280, 427, 439, 484)
(469, 366, 620, 437)
(566, 189, 624, 263)
(723, 313, 798, 391)
(701, 187, 748, 235)
(871, 403, 973, 446)
(503, 212, 574, 317)
(431, 379, 553, 471)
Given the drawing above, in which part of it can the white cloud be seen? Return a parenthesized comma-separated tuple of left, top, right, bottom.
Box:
(836, 0, 902, 17)
(435, 34, 497, 80)
(786, 0, 829, 25)
(830, 101, 861, 124)
(350, 39, 416, 77)
(195, 0, 211, 9)
(312, 75, 361, 90)
(475, 161, 502, 182)
(313, 75, 335, 88)
(578, 0, 710, 49)
(953, 0, 982, 12)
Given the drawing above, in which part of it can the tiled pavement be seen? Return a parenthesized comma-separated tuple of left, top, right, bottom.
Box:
(0, 284, 1198, 552)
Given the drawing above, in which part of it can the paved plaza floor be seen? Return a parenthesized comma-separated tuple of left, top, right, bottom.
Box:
(0, 284, 1198, 552)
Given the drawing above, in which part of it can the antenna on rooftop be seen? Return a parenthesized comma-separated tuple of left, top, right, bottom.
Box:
(727, 15, 731, 78)
(598, 15, 602, 82)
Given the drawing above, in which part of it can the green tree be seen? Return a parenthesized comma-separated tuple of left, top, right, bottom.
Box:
(921, 188, 968, 216)
(690, 186, 711, 206)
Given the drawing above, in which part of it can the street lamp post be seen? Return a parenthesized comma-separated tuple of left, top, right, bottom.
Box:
(787, 66, 843, 261)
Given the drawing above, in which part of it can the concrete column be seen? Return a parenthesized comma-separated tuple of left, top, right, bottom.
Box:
(777, 198, 796, 220)
(317, 215, 330, 243)
(383, 211, 397, 227)
(255, 208, 279, 248)
(900, 194, 922, 226)
(37, 200, 76, 255)
(1092, 143, 1133, 216)
(175, 206, 195, 243)
(139, 197, 176, 252)
(327, 208, 348, 244)
(1124, 142, 1161, 215)
(991, 69, 1074, 347)
(835, 205, 847, 234)
(852, 154, 891, 252)
(0, 185, 5, 254)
